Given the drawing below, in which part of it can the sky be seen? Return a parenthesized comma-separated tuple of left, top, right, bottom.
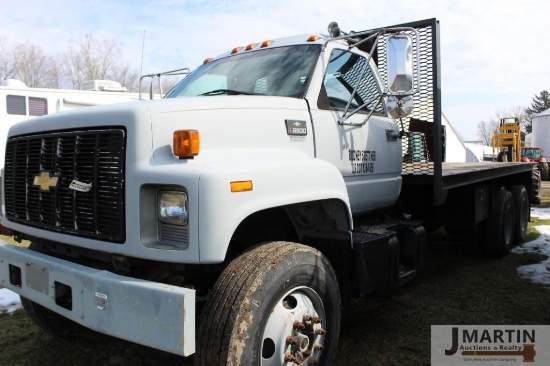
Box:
(1, 0, 550, 140)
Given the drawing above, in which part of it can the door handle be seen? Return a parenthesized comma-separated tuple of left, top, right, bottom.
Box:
(386, 129, 401, 141)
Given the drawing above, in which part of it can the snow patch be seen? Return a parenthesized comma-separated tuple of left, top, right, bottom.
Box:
(0, 288, 22, 315)
(511, 207, 550, 287)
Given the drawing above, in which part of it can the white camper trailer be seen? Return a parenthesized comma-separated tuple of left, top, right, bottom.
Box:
(0, 79, 140, 166)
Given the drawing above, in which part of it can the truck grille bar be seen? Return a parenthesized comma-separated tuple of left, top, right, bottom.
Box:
(4, 128, 126, 243)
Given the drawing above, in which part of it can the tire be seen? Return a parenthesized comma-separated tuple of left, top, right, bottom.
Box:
(21, 297, 86, 338)
(485, 189, 515, 257)
(21, 243, 87, 338)
(531, 169, 541, 204)
(443, 224, 462, 238)
(196, 242, 341, 366)
(510, 185, 529, 244)
(540, 163, 549, 181)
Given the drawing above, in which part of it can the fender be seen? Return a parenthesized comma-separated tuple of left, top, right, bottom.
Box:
(197, 151, 352, 263)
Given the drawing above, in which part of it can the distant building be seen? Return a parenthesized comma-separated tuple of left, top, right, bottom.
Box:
(531, 108, 550, 157)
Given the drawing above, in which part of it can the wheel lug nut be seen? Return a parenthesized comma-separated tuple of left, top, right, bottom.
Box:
(293, 320, 305, 330)
(284, 353, 298, 363)
(316, 344, 325, 351)
(286, 336, 298, 345)
(309, 360, 320, 365)
(304, 314, 322, 324)
(315, 328, 327, 335)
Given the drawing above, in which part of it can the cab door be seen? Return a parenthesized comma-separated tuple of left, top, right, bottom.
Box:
(309, 46, 402, 215)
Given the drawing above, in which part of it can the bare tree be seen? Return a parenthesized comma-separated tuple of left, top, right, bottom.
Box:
(111, 64, 140, 92)
(161, 76, 184, 94)
(12, 42, 58, 88)
(0, 36, 17, 81)
(62, 34, 134, 89)
(477, 105, 528, 145)
(43, 55, 63, 89)
(477, 119, 499, 145)
(1, 33, 140, 90)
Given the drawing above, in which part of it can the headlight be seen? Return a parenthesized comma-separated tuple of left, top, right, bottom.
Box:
(158, 191, 188, 226)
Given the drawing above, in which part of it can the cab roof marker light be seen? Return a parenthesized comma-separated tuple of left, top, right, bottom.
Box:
(231, 47, 244, 54)
(260, 40, 274, 48)
(173, 130, 200, 158)
(307, 35, 322, 42)
(203, 57, 213, 64)
(245, 43, 258, 51)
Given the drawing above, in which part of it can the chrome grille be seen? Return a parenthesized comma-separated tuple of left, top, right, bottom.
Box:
(4, 128, 126, 242)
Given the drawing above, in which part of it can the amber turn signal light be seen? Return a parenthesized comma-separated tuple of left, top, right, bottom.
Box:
(173, 130, 200, 158)
(230, 181, 253, 192)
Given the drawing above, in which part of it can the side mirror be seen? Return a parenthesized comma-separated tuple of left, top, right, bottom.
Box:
(386, 34, 414, 94)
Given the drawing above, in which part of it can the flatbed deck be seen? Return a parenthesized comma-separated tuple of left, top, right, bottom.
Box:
(402, 161, 536, 191)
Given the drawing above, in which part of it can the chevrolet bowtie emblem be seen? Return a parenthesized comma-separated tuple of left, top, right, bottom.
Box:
(33, 171, 59, 191)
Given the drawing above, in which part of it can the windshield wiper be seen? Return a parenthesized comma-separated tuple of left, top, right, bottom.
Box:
(200, 89, 257, 96)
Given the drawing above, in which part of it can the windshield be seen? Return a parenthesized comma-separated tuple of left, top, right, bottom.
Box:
(165, 44, 321, 98)
(522, 148, 541, 159)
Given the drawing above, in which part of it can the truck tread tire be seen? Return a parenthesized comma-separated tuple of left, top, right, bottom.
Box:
(531, 169, 541, 204)
(20, 297, 87, 338)
(510, 185, 529, 244)
(20, 242, 88, 338)
(196, 241, 341, 366)
(485, 189, 515, 257)
(541, 163, 549, 181)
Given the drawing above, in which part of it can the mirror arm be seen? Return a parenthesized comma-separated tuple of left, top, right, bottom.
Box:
(342, 32, 380, 117)
(338, 94, 383, 126)
(346, 32, 379, 51)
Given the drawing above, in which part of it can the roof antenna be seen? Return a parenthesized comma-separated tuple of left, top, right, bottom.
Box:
(139, 30, 146, 96)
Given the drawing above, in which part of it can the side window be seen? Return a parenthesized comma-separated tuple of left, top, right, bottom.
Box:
(323, 49, 385, 114)
(29, 97, 48, 116)
(6, 95, 26, 115)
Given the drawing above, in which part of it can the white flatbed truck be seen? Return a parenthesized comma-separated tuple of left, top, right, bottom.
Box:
(0, 19, 536, 365)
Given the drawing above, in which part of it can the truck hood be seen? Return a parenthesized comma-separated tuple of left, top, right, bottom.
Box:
(147, 95, 313, 165)
(7, 95, 314, 166)
(8, 95, 308, 134)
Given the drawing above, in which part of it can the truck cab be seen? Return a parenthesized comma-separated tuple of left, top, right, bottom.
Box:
(164, 33, 403, 215)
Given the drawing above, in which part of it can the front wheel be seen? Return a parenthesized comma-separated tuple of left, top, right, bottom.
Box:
(196, 241, 341, 365)
(21, 242, 87, 338)
(21, 297, 86, 338)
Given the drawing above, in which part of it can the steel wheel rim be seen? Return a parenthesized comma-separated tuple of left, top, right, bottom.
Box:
(260, 286, 326, 365)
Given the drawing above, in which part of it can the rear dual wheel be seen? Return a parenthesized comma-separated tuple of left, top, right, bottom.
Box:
(485, 189, 514, 257)
(511, 185, 529, 244)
